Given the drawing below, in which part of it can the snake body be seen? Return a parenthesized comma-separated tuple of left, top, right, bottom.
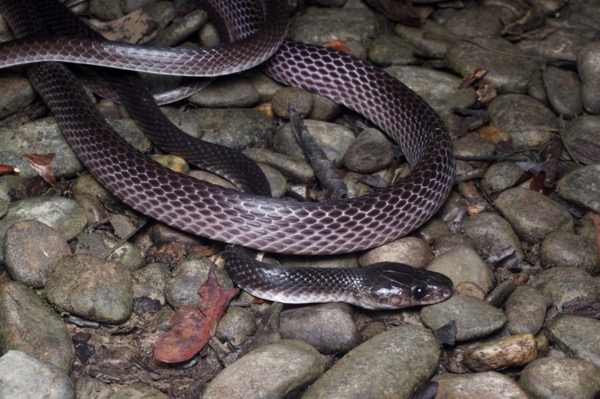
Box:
(0, 0, 455, 309)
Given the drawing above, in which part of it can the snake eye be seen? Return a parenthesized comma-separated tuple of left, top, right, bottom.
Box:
(412, 284, 429, 300)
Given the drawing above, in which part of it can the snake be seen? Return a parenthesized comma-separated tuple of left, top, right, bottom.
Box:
(0, 0, 455, 309)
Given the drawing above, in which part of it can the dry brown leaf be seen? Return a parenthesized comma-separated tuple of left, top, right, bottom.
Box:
(154, 266, 239, 363)
(27, 153, 56, 186)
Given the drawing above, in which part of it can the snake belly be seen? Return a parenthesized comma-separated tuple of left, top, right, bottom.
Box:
(0, 0, 455, 309)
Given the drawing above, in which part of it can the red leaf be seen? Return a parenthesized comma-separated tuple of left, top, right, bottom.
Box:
(27, 153, 57, 186)
(324, 37, 353, 55)
(0, 165, 19, 175)
(154, 266, 239, 363)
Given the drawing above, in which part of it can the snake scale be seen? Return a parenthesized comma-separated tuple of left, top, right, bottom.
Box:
(0, 0, 455, 309)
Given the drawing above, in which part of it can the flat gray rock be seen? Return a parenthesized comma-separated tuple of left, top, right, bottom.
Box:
(421, 294, 506, 341)
(203, 340, 325, 399)
(0, 351, 74, 399)
(0, 282, 75, 372)
(302, 325, 440, 399)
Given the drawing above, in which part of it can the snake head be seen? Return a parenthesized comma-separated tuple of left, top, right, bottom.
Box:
(358, 263, 453, 310)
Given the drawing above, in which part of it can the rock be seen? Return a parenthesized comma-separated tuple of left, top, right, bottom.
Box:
(427, 247, 495, 294)
(421, 294, 506, 341)
(342, 128, 394, 174)
(463, 334, 537, 372)
(3, 220, 71, 287)
(215, 307, 256, 347)
(462, 212, 524, 261)
(557, 164, 600, 211)
(547, 316, 600, 367)
(279, 303, 361, 353)
(188, 76, 259, 108)
(0, 351, 75, 399)
(0, 197, 87, 262)
(434, 371, 528, 399)
(543, 66, 583, 118)
(540, 231, 598, 274)
(480, 162, 525, 197)
(359, 236, 433, 268)
(165, 255, 233, 308)
(519, 357, 600, 399)
(0, 282, 75, 371)
(531, 267, 598, 309)
(578, 42, 600, 114)
(45, 254, 133, 324)
(447, 38, 538, 93)
(202, 340, 325, 399)
(495, 188, 574, 243)
(302, 325, 440, 399)
(505, 286, 549, 335)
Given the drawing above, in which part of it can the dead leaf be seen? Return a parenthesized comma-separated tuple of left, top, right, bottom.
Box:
(0, 165, 19, 175)
(154, 266, 239, 363)
(591, 214, 600, 265)
(324, 37, 353, 55)
(458, 68, 488, 89)
(27, 153, 56, 186)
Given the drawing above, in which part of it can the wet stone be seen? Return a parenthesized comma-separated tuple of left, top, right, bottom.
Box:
(488, 94, 558, 148)
(45, 254, 133, 324)
(279, 303, 361, 353)
(0, 119, 83, 180)
(302, 325, 440, 399)
(359, 236, 434, 268)
(342, 128, 393, 174)
(421, 294, 506, 341)
(202, 340, 325, 399)
(271, 87, 314, 119)
(463, 334, 537, 372)
(386, 65, 476, 125)
(165, 255, 233, 308)
(188, 76, 259, 108)
(3, 220, 71, 287)
(0, 76, 36, 119)
(108, 382, 168, 399)
(132, 263, 169, 306)
(543, 66, 583, 118)
(167, 108, 274, 150)
(540, 231, 598, 274)
(272, 120, 355, 167)
(427, 246, 495, 294)
(447, 37, 538, 93)
(433, 371, 528, 399)
(531, 267, 598, 309)
(452, 134, 496, 163)
(494, 187, 574, 243)
(243, 147, 315, 184)
(0, 351, 75, 399)
(505, 286, 549, 335)
(74, 377, 115, 398)
(288, 6, 377, 55)
(215, 307, 256, 347)
(547, 315, 600, 368)
(578, 42, 600, 114)
(462, 212, 524, 262)
(443, 6, 508, 37)
(0, 196, 87, 263)
(519, 26, 595, 62)
(481, 162, 524, 197)
(368, 33, 418, 66)
(394, 20, 454, 59)
(557, 164, 600, 211)
(0, 282, 75, 372)
(519, 357, 600, 399)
